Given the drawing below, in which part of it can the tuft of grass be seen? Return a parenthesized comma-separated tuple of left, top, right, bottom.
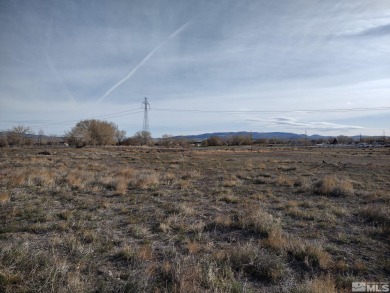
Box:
(225, 243, 288, 283)
(161, 172, 177, 184)
(30, 169, 55, 187)
(222, 175, 240, 187)
(313, 175, 354, 196)
(174, 179, 193, 190)
(57, 210, 73, 220)
(289, 242, 332, 269)
(114, 245, 137, 263)
(213, 214, 233, 229)
(0, 192, 10, 204)
(116, 167, 137, 178)
(128, 225, 151, 238)
(78, 228, 98, 244)
(286, 207, 315, 220)
(113, 177, 129, 195)
(275, 175, 294, 186)
(262, 229, 288, 251)
(293, 275, 337, 293)
(219, 194, 239, 204)
(6, 169, 27, 188)
(186, 242, 202, 254)
(357, 205, 390, 227)
(353, 259, 368, 273)
(156, 254, 241, 292)
(137, 244, 153, 261)
(133, 170, 159, 189)
(158, 222, 171, 233)
(177, 203, 195, 215)
(66, 170, 87, 190)
(294, 177, 311, 192)
(237, 204, 281, 236)
(180, 170, 201, 180)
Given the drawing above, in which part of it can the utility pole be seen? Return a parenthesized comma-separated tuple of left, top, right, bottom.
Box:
(142, 97, 150, 132)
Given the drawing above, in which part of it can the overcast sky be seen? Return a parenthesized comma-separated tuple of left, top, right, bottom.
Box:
(1, 0, 389, 137)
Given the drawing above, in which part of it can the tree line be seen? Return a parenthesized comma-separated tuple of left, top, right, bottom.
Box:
(1, 119, 388, 148)
(0, 119, 158, 148)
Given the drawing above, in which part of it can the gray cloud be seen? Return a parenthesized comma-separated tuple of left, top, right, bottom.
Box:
(247, 117, 364, 132)
(354, 23, 390, 37)
(1, 0, 389, 136)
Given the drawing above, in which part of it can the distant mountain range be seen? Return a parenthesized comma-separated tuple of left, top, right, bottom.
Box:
(173, 131, 334, 141)
(1, 131, 381, 142)
(0, 132, 64, 142)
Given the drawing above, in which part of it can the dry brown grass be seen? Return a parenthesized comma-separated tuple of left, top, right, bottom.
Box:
(357, 205, 390, 227)
(219, 194, 239, 204)
(173, 179, 193, 190)
(213, 214, 233, 228)
(294, 275, 337, 293)
(0, 146, 388, 292)
(237, 204, 281, 236)
(0, 192, 10, 204)
(275, 174, 294, 186)
(224, 242, 288, 283)
(262, 228, 289, 251)
(0, 243, 91, 293)
(222, 174, 240, 187)
(186, 242, 202, 254)
(289, 241, 333, 269)
(161, 171, 177, 184)
(7, 169, 28, 187)
(113, 177, 129, 195)
(313, 175, 354, 196)
(115, 166, 137, 178)
(66, 170, 88, 189)
(133, 170, 159, 189)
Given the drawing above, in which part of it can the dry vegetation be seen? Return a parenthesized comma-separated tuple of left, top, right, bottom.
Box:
(0, 146, 389, 292)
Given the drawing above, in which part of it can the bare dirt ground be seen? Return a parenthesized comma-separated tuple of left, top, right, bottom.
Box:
(1, 146, 389, 292)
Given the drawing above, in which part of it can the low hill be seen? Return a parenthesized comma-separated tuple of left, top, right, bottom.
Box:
(173, 131, 331, 141)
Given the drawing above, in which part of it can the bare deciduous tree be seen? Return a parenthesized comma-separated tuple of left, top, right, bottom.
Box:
(65, 119, 123, 147)
(202, 136, 225, 146)
(115, 127, 126, 146)
(133, 131, 152, 146)
(7, 125, 33, 146)
(161, 134, 173, 148)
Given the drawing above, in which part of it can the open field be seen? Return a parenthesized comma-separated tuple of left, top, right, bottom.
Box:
(1, 146, 389, 292)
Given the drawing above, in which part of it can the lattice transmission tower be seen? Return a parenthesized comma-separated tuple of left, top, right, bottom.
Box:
(142, 97, 150, 132)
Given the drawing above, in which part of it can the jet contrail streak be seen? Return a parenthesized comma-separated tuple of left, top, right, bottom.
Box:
(98, 21, 190, 103)
(46, 14, 53, 48)
(45, 11, 77, 104)
(45, 51, 77, 104)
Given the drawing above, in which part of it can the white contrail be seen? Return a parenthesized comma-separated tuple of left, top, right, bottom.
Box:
(45, 12, 77, 104)
(98, 21, 191, 103)
(45, 51, 77, 104)
(46, 14, 53, 48)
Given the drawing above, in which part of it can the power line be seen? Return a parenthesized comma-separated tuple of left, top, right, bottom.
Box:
(24, 108, 144, 130)
(151, 106, 390, 114)
(2, 105, 389, 132)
